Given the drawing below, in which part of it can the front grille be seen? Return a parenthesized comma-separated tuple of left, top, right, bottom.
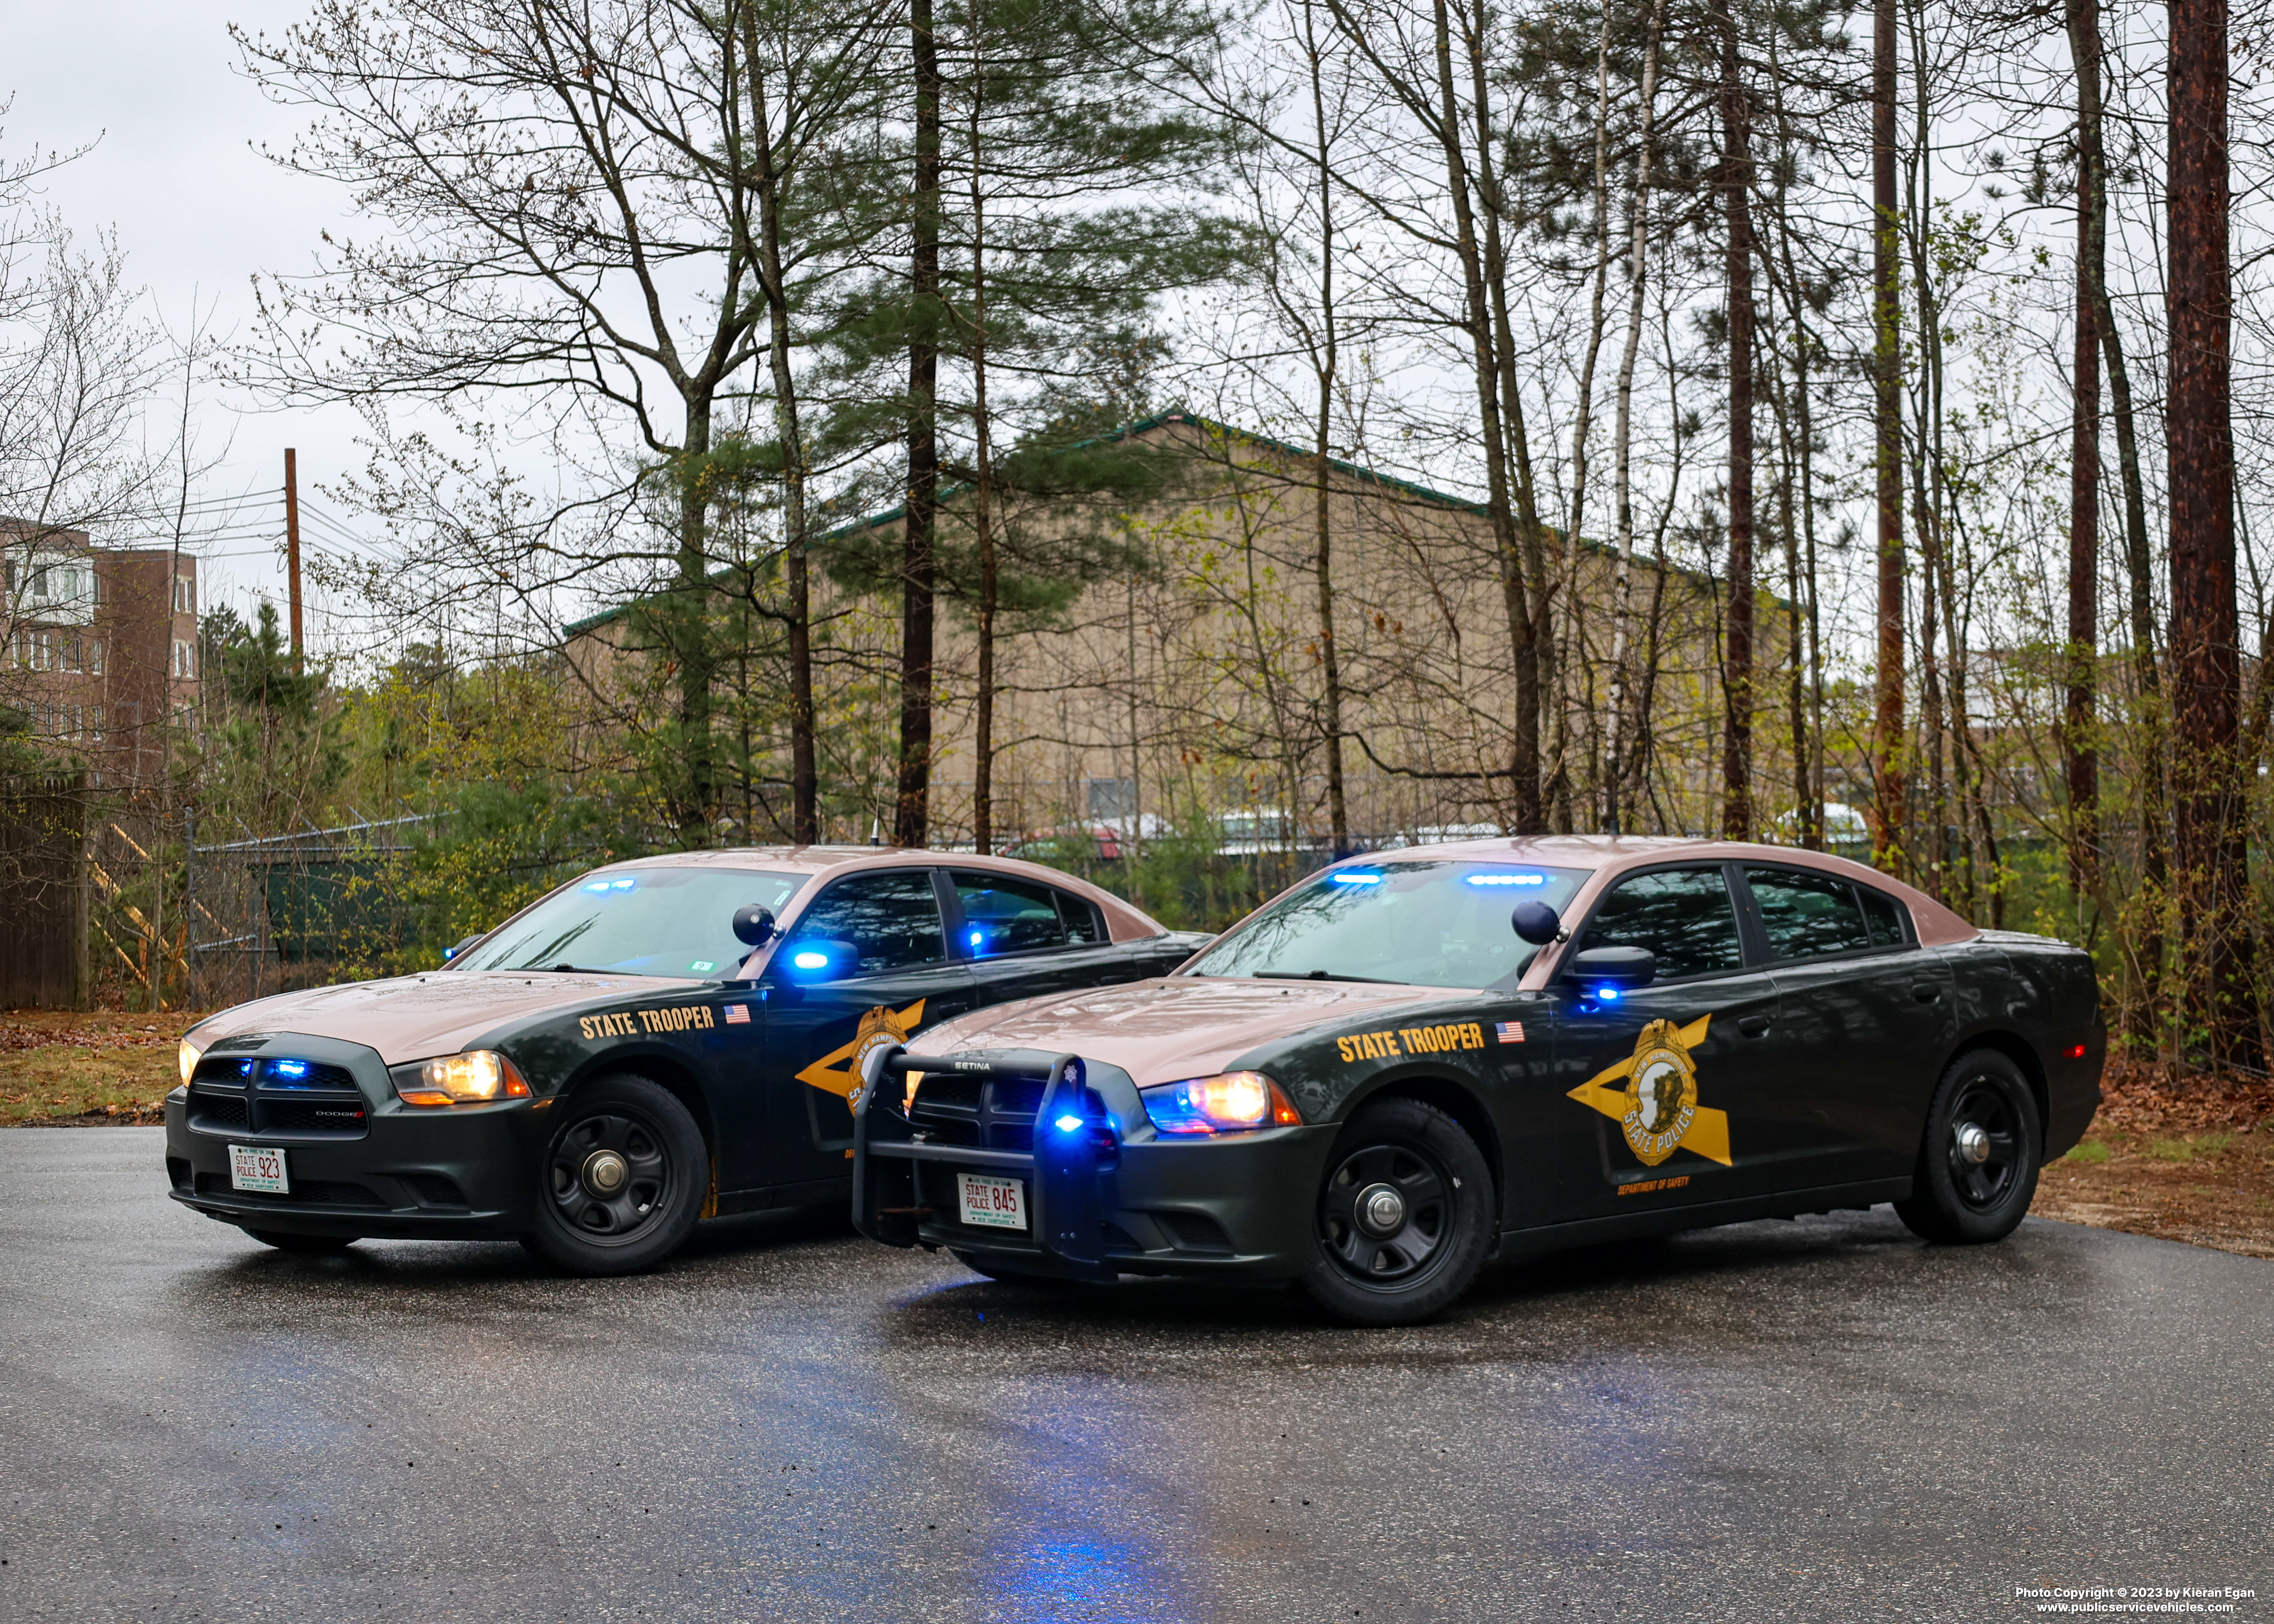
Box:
(912, 1071, 1050, 1154)
(185, 1061, 368, 1140)
(188, 1088, 250, 1131)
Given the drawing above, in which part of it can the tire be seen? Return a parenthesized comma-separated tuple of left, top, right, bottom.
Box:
(1298, 1096, 1493, 1326)
(522, 1074, 707, 1275)
(242, 1229, 357, 1254)
(1894, 1049, 2042, 1244)
(952, 1249, 1077, 1289)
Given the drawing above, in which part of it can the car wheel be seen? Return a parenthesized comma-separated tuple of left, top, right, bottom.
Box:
(242, 1229, 357, 1254)
(523, 1074, 707, 1275)
(951, 1249, 1077, 1289)
(1298, 1096, 1493, 1326)
(1894, 1050, 2042, 1244)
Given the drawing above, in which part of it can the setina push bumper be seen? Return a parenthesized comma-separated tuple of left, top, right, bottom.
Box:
(850, 1045, 1326, 1282)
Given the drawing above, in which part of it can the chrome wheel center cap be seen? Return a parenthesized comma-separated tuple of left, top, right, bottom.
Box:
(583, 1149, 630, 1196)
(1357, 1182, 1406, 1236)
(1954, 1123, 1992, 1165)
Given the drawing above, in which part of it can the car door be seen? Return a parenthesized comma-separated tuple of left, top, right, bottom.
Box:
(749, 867, 978, 1192)
(1545, 863, 1787, 1221)
(947, 869, 1147, 1004)
(1738, 864, 1956, 1193)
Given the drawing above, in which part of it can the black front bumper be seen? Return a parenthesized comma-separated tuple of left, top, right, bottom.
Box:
(165, 1091, 545, 1242)
(852, 1047, 1327, 1283)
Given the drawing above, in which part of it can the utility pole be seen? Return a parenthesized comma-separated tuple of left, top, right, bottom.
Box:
(284, 447, 305, 671)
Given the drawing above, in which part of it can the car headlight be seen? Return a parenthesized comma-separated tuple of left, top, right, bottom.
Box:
(178, 1038, 203, 1087)
(1139, 1071, 1301, 1135)
(395, 1050, 532, 1107)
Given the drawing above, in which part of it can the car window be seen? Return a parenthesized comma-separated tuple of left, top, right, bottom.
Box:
(455, 867, 806, 977)
(1056, 888, 1103, 944)
(1745, 867, 1879, 960)
(784, 869, 946, 975)
(952, 871, 1071, 956)
(1855, 883, 1908, 947)
(1576, 867, 1744, 979)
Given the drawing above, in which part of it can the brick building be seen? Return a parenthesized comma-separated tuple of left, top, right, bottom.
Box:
(3, 520, 201, 785)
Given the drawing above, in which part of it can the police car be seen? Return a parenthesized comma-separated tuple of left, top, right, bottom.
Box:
(165, 849, 1206, 1271)
(851, 838, 2104, 1324)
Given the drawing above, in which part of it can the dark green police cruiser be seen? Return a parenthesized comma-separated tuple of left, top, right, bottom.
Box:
(852, 836, 2105, 1324)
(164, 849, 1204, 1271)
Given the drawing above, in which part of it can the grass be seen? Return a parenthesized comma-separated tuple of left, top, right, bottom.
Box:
(0, 1043, 178, 1124)
(2063, 1138, 2112, 1164)
(2145, 1131, 2237, 1163)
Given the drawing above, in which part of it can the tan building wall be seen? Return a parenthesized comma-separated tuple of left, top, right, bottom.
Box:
(564, 415, 1790, 843)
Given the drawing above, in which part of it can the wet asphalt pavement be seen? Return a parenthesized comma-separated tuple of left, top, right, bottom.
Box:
(0, 1130, 2267, 1624)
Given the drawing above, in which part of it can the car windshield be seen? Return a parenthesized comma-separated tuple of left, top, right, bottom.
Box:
(455, 867, 808, 978)
(1185, 860, 1591, 989)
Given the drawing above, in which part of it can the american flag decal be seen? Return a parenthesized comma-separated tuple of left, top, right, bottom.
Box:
(722, 1004, 750, 1025)
(1494, 1020, 1525, 1045)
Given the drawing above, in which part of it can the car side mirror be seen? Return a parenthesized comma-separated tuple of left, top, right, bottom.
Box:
(1564, 945, 1656, 993)
(732, 904, 777, 946)
(779, 938, 860, 980)
(1511, 902, 1562, 945)
(444, 933, 481, 962)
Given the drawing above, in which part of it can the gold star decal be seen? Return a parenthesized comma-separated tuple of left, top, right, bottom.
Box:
(1566, 1012, 1731, 1168)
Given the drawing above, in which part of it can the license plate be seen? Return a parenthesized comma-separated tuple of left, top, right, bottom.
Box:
(228, 1144, 290, 1195)
(957, 1171, 1026, 1230)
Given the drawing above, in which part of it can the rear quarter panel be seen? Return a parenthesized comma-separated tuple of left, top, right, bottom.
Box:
(1944, 932, 2104, 1159)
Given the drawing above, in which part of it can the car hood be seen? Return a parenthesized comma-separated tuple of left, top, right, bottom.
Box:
(183, 971, 707, 1067)
(914, 975, 1483, 1089)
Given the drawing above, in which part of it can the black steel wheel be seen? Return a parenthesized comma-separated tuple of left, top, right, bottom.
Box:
(523, 1074, 707, 1274)
(242, 1229, 357, 1254)
(1894, 1049, 2042, 1244)
(1299, 1096, 1492, 1325)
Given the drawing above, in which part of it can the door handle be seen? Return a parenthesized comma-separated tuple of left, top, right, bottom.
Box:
(1912, 983, 1943, 1003)
(1738, 1014, 1772, 1037)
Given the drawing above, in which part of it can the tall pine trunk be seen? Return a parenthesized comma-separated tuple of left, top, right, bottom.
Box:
(896, 0, 943, 848)
(2166, 0, 2258, 1063)
(1869, 0, 1905, 872)
(1718, 0, 1755, 839)
(967, 19, 999, 855)
(2065, 0, 2102, 920)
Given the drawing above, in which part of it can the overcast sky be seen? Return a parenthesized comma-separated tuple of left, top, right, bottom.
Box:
(11, 0, 395, 641)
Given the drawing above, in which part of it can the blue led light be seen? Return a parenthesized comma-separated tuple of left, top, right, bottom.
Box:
(237, 1059, 254, 1077)
(1465, 872, 1547, 886)
(1596, 985, 1622, 1002)
(582, 880, 612, 893)
(791, 950, 831, 971)
(272, 1059, 308, 1078)
(1328, 871, 1383, 885)
(611, 878, 635, 889)
(969, 929, 984, 948)
(1053, 1113, 1087, 1134)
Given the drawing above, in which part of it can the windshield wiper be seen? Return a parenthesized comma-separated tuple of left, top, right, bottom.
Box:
(1252, 969, 1402, 984)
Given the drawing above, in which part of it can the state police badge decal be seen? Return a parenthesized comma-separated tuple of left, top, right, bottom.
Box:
(1565, 1013, 1733, 1168)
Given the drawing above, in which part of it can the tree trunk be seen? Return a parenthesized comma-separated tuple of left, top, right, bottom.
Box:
(2065, 0, 2102, 918)
(1424, 0, 1538, 833)
(741, 27, 818, 844)
(2166, 0, 2257, 1063)
(896, 0, 943, 849)
(1305, 0, 1349, 857)
(1604, 0, 1666, 837)
(1718, 0, 1755, 840)
(677, 401, 718, 838)
(968, 27, 999, 857)
(1869, 0, 1905, 873)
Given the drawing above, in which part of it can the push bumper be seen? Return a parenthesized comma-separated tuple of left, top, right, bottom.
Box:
(851, 1046, 1326, 1283)
(164, 1093, 545, 1241)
